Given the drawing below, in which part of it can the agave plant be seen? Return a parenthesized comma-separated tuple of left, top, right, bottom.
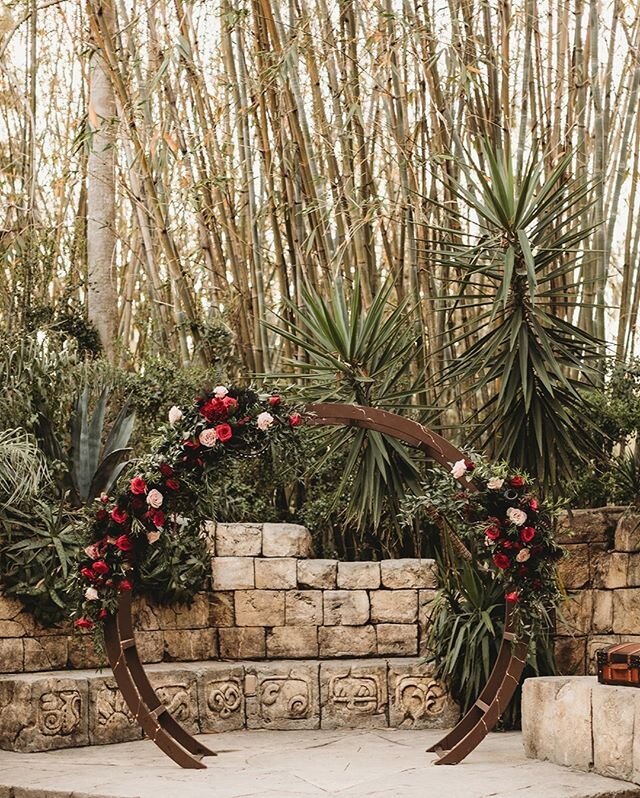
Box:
(432, 145, 603, 494)
(266, 277, 424, 546)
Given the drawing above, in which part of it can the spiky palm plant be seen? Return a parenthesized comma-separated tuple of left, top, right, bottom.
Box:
(433, 146, 602, 494)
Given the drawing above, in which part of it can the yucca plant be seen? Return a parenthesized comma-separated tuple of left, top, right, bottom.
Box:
(433, 146, 603, 494)
(266, 277, 424, 549)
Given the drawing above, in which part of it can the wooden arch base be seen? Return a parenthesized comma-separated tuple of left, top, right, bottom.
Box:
(103, 402, 528, 769)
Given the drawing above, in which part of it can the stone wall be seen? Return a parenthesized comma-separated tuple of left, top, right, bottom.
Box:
(555, 508, 640, 675)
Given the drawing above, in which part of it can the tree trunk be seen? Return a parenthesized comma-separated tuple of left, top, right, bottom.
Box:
(86, 0, 118, 361)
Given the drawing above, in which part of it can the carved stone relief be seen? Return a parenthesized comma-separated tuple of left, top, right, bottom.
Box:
(246, 662, 319, 730)
(197, 664, 245, 732)
(89, 678, 142, 745)
(320, 661, 388, 729)
(388, 663, 460, 729)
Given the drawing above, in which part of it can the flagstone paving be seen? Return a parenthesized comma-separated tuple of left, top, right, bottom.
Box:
(0, 729, 638, 798)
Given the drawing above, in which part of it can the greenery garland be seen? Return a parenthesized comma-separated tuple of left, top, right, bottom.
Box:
(71, 386, 302, 633)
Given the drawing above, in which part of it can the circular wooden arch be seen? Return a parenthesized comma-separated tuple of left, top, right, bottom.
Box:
(103, 403, 528, 768)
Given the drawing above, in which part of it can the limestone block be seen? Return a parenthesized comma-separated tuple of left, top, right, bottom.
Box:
(615, 512, 640, 552)
(131, 597, 162, 630)
(245, 661, 319, 730)
(210, 591, 235, 626)
(89, 675, 142, 745)
(554, 636, 586, 675)
(285, 590, 323, 625)
(68, 634, 108, 670)
(203, 519, 216, 556)
(215, 523, 262, 557)
(388, 661, 459, 729)
(219, 627, 266, 659)
(627, 552, 640, 586)
(174, 593, 211, 629)
(0, 674, 89, 752)
(556, 508, 619, 544)
(418, 589, 437, 657)
(211, 557, 255, 590)
(591, 590, 614, 634)
(370, 590, 418, 623)
(318, 626, 376, 658)
(376, 624, 418, 656)
(556, 591, 593, 636)
(0, 596, 24, 620)
(262, 523, 313, 558)
(23, 636, 68, 672)
(593, 683, 636, 781)
(521, 675, 594, 770)
(134, 631, 164, 663)
(324, 590, 369, 626)
(0, 610, 35, 638)
(147, 668, 199, 734)
(164, 629, 217, 661)
(235, 590, 285, 627)
(613, 589, 640, 635)
(297, 559, 337, 589)
(266, 626, 319, 658)
(0, 639, 23, 673)
(586, 635, 621, 676)
(197, 663, 245, 732)
(320, 660, 388, 729)
(591, 550, 629, 590)
(557, 544, 590, 590)
(255, 558, 298, 589)
(337, 562, 381, 589)
(380, 559, 436, 589)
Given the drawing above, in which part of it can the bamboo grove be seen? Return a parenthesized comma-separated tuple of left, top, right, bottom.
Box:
(1, 0, 639, 404)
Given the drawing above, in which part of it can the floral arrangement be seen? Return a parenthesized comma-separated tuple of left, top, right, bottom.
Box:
(72, 386, 302, 633)
(448, 457, 565, 635)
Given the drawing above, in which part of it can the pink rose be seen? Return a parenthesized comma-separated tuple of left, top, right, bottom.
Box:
(450, 459, 468, 479)
(147, 530, 161, 544)
(84, 544, 100, 559)
(516, 548, 531, 562)
(84, 586, 99, 601)
(199, 428, 218, 447)
(487, 477, 504, 490)
(506, 507, 528, 526)
(214, 385, 228, 398)
(256, 411, 274, 431)
(168, 405, 183, 425)
(146, 488, 164, 509)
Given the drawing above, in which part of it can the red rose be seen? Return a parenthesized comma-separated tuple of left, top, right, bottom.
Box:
(92, 560, 110, 575)
(215, 423, 233, 443)
(268, 395, 281, 406)
(165, 478, 180, 491)
(159, 463, 173, 477)
(464, 459, 475, 471)
(150, 510, 165, 527)
(510, 475, 525, 487)
(98, 608, 108, 620)
(289, 413, 302, 427)
(130, 495, 146, 511)
(74, 617, 94, 630)
(99, 492, 109, 504)
(95, 508, 108, 523)
(200, 397, 228, 423)
(111, 507, 128, 524)
(493, 553, 511, 570)
(130, 476, 147, 495)
(529, 498, 539, 511)
(485, 525, 501, 541)
(521, 526, 536, 544)
(80, 566, 95, 581)
(223, 396, 239, 413)
(505, 590, 519, 603)
(119, 578, 133, 591)
(105, 578, 113, 587)
(115, 534, 134, 552)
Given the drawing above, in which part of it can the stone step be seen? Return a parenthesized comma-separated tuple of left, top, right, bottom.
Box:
(0, 658, 459, 753)
(522, 675, 640, 785)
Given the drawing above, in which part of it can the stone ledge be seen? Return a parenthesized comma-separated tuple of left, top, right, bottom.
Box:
(523, 675, 640, 784)
(0, 658, 458, 752)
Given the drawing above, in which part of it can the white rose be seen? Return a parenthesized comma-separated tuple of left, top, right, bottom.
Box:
(516, 548, 531, 562)
(487, 477, 505, 490)
(257, 411, 274, 431)
(451, 459, 468, 479)
(168, 405, 183, 425)
(84, 587, 99, 601)
(147, 488, 164, 508)
(214, 385, 228, 398)
(147, 530, 161, 544)
(199, 428, 218, 447)
(507, 507, 528, 526)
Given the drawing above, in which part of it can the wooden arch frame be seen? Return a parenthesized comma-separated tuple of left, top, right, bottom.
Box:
(103, 402, 528, 768)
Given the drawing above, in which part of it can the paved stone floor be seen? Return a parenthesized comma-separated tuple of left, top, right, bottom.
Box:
(1, 729, 639, 798)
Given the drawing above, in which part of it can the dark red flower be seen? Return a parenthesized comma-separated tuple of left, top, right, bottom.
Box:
(92, 560, 110, 575)
(149, 509, 165, 527)
(289, 413, 302, 427)
(130, 476, 147, 495)
(485, 525, 501, 541)
(111, 506, 128, 525)
(521, 526, 536, 544)
(215, 423, 233, 443)
(223, 396, 239, 413)
(268, 395, 281, 406)
(74, 617, 94, 630)
(464, 459, 475, 471)
(184, 438, 201, 450)
(505, 590, 519, 603)
(115, 534, 134, 552)
(99, 493, 110, 504)
(130, 495, 146, 511)
(200, 397, 228, 423)
(119, 578, 133, 591)
(165, 478, 180, 491)
(532, 579, 543, 589)
(510, 475, 525, 488)
(529, 498, 539, 511)
(493, 553, 511, 570)
(80, 566, 95, 581)
(95, 508, 108, 522)
(98, 608, 109, 620)
(159, 463, 174, 477)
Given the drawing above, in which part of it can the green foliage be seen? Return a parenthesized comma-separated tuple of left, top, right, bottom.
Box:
(0, 428, 49, 508)
(436, 145, 603, 495)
